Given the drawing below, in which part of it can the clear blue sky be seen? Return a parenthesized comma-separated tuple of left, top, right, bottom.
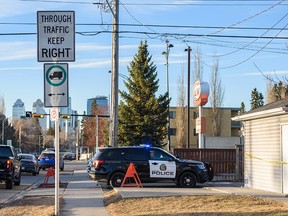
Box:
(1, 0, 288, 118)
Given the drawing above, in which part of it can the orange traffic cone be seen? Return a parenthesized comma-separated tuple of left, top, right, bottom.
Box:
(121, 163, 143, 188)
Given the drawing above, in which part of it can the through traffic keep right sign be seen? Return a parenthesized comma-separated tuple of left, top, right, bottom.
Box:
(37, 11, 75, 62)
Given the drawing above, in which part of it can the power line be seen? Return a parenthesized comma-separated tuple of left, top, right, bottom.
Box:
(1, 30, 288, 40)
(17, 0, 288, 6)
(2, 22, 288, 32)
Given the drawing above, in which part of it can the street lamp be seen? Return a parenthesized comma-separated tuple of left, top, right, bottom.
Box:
(162, 40, 173, 151)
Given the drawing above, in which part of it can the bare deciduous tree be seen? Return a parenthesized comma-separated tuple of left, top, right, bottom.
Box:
(176, 68, 186, 148)
(193, 47, 204, 83)
(266, 76, 276, 104)
(0, 96, 5, 115)
(209, 57, 224, 136)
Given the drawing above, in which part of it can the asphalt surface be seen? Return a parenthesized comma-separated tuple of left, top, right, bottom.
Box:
(4, 167, 288, 216)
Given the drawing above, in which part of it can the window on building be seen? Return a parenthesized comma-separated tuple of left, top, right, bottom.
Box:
(193, 128, 197, 136)
(169, 111, 176, 119)
(170, 128, 176, 136)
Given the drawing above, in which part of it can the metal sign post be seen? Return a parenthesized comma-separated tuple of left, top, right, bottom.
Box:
(38, 10, 74, 216)
(53, 108, 60, 215)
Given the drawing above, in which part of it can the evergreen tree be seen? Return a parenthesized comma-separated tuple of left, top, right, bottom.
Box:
(240, 102, 246, 114)
(118, 41, 169, 147)
(46, 127, 55, 136)
(250, 88, 264, 110)
(258, 92, 264, 107)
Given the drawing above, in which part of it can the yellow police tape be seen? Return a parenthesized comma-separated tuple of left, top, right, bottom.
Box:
(245, 153, 288, 165)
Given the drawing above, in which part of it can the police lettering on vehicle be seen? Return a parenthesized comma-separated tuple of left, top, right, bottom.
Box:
(149, 160, 176, 178)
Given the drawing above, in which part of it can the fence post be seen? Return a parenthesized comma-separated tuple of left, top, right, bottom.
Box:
(235, 144, 240, 181)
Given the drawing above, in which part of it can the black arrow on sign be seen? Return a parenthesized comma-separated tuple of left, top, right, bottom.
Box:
(48, 93, 65, 96)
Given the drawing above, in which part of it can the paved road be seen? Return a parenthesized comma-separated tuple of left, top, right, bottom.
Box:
(0, 172, 45, 206)
(0, 160, 82, 206)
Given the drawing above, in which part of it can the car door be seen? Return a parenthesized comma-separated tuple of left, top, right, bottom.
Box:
(148, 148, 176, 179)
(123, 148, 149, 180)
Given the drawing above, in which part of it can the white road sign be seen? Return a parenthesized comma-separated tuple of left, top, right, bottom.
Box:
(50, 107, 59, 122)
(44, 63, 69, 107)
(37, 11, 75, 62)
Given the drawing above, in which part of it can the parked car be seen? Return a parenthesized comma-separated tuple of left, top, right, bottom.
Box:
(62, 152, 76, 161)
(88, 145, 213, 188)
(18, 153, 39, 176)
(0, 145, 21, 189)
(44, 148, 55, 152)
(38, 150, 64, 171)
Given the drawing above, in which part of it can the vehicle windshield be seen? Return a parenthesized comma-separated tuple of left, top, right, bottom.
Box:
(19, 155, 33, 160)
(0, 147, 13, 157)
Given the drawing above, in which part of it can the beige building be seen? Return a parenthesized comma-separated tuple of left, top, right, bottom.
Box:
(232, 99, 288, 194)
(168, 106, 241, 150)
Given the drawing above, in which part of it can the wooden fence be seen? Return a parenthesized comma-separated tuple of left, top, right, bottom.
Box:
(174, 145, 244, 181)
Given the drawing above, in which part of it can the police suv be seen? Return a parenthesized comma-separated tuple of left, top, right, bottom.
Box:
(88, 146, 213, 188)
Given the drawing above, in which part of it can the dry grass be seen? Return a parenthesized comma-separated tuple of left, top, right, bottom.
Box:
(0, 196, 62, 216)
(104, 190, 288, 216)
(1, 191, 288, 216)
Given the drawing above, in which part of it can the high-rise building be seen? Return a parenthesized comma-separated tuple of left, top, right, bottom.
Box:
(86, 96, 108, 115)
(32, 99, 47, 131)
(12, 99, 25, 120)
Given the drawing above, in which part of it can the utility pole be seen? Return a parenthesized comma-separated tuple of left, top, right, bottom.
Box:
(96, 115, 98, 152)
(185, 46, 191, 148)
(162, 40, 173, 152)
(1, 118, 4, 144)
(109, 0, 119, 147)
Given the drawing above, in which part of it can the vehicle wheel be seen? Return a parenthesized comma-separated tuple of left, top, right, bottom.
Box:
(14, 173, 21, 186)
(109, 172, 125, 188)
(33, 171, 37, 176)
(6, 179, 13, 189)
(178, 172, 197, 188)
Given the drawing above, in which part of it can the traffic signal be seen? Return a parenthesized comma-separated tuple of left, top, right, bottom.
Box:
(61, 114, 71, 119)
(26, 111, 32, 118)
(32, 114, 44, 118)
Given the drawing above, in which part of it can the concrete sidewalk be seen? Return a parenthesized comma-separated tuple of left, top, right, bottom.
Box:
(23, 169, 109, 216)
(61, 170, 109, 216)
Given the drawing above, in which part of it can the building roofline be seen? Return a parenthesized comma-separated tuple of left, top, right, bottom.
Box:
(232, 99, 288, 121)
(170, 106, 240, 111)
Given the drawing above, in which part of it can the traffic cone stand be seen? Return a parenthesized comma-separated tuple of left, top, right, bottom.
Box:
(42, 167, 61, 188)
(121, 163, 143, 188)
